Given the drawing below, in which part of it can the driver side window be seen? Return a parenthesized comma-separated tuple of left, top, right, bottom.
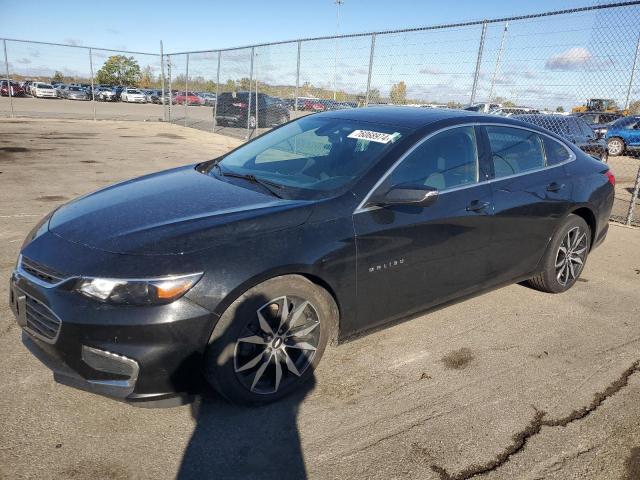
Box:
(384, 126, 479, 191)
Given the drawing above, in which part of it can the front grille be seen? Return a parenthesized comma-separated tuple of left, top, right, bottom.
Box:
(21, 256, 67, 284)
(24, 292, 62, 342)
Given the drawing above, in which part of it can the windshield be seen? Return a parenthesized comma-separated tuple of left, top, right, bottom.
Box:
(69, 87, 83, 91)
(127, 89, 141, 94)
(213, 116, 407, 198)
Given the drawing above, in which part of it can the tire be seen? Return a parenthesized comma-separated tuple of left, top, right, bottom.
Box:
(607, 137, 625, 157)
(204, 275, 337, 405)
(527, 214, 591, 293)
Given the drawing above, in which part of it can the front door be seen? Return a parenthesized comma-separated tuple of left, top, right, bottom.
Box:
(353, 126, 493, 332)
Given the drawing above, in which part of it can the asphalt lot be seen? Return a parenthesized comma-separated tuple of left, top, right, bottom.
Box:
(1, 118, 640, 480)
(0, 96, 309, 140)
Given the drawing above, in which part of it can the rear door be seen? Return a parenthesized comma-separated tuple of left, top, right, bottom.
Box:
(482, 125, 573, 282)
(353, 125, 494, 330)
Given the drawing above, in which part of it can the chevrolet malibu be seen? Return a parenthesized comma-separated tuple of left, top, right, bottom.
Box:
(10, 108, 614, 405)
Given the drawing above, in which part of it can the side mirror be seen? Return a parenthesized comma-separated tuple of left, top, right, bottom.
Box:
(369, 185, 439, 208)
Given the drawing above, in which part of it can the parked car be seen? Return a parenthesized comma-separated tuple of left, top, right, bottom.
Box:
(112, 86, 125, 101)
(605, 115, 640, 156)
(22, 80, 35, 95)
(513, 114, 609, 162)
(54, 84, 67, 97)
(31, 82, 58, 99)
(95, 87, 117, 102)
(149, 90, 171, 104)
(490, 107, 540, 116)
(120, 88, 147, 103)
(0, 80, 25, 97)
(10, 107, 614, 405)
(174, 91, 204, 106)
(573, 111, 623, 138)
(465, 102, 502, 113)
(64, 86, 90, 101)
(196, 92, 217, 106)
(215, 92, 290, 128)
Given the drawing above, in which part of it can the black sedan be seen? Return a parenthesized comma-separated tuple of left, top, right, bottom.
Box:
(10, 108, 614, 405)
(514, 114, 609, 163)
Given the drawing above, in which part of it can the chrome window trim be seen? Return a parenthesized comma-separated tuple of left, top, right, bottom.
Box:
(353, 122, 576, 215)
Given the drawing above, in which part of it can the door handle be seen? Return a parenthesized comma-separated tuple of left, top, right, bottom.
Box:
(466, 200, 490, 212)
(546, 182, 565, 192)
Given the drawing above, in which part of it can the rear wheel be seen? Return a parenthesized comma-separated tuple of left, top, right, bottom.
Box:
(527, 214, 590, 293)
(204, 275, 337, 405)
(607, 137, 625, 156)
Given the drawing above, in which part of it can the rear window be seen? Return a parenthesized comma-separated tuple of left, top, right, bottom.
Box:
(543, 137, 571, 165)
(486, 126, 546, 178)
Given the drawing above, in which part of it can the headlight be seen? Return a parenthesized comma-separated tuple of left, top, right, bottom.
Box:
(74, 273, 202, 305)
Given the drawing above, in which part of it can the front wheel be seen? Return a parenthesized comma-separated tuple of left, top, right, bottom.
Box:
(204, 275, 337, 405)
(527, 214, 590, 293)
(607, 137, 625, 156)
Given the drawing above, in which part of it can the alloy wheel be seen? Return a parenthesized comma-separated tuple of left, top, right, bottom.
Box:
(608, 138, 623, 156)
(234, 295, 320, 395)
(555, 226, 587, 286)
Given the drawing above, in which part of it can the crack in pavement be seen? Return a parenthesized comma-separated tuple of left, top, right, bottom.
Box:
(431, 360, 640, 480)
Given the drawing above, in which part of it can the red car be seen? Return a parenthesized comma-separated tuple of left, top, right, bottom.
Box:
(301, 99, 326, 112)
(1, 80, 25, 97)
(174, 91, 203, 106)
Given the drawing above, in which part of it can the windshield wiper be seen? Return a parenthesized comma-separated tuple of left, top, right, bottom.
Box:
(217, 169, 284, 199)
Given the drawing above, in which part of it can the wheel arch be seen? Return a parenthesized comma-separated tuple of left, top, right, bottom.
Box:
(210, 266, 343, 344)
(568, 206, 597, 249)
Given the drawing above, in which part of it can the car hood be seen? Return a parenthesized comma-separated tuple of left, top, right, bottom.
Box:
(49, 165, 314, 255)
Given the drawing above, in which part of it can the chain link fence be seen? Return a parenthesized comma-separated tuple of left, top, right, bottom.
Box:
(1, 1, 640, 225)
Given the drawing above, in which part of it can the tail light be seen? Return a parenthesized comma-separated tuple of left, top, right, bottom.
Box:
(232, 102, 247, 108)
(605, 170, 615, 186)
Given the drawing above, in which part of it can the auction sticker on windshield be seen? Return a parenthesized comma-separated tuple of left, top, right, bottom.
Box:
(347, 130, 401, 144)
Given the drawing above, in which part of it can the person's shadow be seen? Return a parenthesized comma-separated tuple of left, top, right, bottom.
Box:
(177, 292, 316, 480)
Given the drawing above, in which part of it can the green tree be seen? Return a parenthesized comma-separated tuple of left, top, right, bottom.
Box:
(389, 81, 407, 105)
(52, 71, 64, 82)
(138, 66, 153, 88)
(95, 55, 142, 86)
(556, 106, 565, 112)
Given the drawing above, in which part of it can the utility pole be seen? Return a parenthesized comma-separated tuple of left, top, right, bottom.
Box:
(333, 0, 343, 102)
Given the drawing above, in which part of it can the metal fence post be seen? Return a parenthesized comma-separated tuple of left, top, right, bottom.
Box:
(3, 39, 14, 118)
(365, 33, 376, 106)
(624, 31, 640, 110)
(254, 50, 259, 134)
(469, 21, 488, 106)
(246, 47, 255, 140)
(213, 51, 221, 132)
(626, 165, 640, 226)
(89, 48, 96, 121)
(488, 22, 508, 103)
(294, 41, 301, 112)
(184, 53, 189, 127)
(160, 41, 166, 121)
(167, 55, 172, 122)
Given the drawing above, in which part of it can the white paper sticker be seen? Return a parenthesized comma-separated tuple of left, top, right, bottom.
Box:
(347, 129, 400, 144)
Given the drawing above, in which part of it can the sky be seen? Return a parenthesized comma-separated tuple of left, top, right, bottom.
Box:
(0, 0, 610, 53)
(1, 0, 639, 109)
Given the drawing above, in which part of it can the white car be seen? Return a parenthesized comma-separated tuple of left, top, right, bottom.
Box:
(120, 88, 147, 103)
(32, 82, 58, 98)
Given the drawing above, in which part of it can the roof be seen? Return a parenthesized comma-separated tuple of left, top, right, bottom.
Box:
(316, 106, 482, 129)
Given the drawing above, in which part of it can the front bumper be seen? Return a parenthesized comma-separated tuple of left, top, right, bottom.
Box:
(9, 258, 215, 405)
